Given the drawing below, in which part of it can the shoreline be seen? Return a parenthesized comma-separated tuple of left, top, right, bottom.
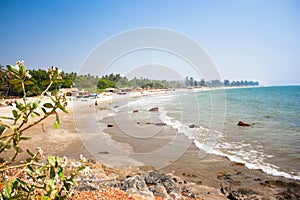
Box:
(1, 89, 300, 199)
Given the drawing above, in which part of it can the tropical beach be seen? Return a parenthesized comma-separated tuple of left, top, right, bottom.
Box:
(1, 1, 300, 199)
(1, 86, 299, 199)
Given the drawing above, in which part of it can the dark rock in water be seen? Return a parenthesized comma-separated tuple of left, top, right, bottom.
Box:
(237, 121, 251, 126)
(155, 122, 166, 126)
(149, 107, 159, 112)
(107, 124, 114, 128)
(189, 124, 200, 128)
(132, 110, 139, 113)
(231, 162, 245, 167)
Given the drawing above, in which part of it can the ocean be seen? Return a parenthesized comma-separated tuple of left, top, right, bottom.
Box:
(112, 86, 300, 180)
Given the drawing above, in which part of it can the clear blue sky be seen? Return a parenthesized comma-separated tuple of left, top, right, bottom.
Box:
(0, 0, 299, 85)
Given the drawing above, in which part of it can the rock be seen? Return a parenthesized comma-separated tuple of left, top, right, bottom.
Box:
(126, 188, 154, 199)
(231, 162, 245, 166)
(154, 122, 166, 126)
(144, 171, 162, 184)
(181, 186, 196, 198)
(150, 183, 169, 198)
(189, 124, 200, 128)
(149, 107, 159, 112)
(133, 110, 139, 113)
(107, 124, 114, 128)
(237, 121, 251, 126)
(125, 176, 148, 191)
(220, 183, 260, 200)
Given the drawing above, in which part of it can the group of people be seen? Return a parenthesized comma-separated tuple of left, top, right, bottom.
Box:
(0, 99, 14, 107)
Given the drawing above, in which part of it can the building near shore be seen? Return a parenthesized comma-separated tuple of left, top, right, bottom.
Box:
(58, 88, 89, 97)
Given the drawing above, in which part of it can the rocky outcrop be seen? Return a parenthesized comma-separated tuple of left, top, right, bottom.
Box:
(76, 168, 197, 199)
(237, 121, 251, 127)
(149, 107, 159, 112)
(189, 124, 200, 128)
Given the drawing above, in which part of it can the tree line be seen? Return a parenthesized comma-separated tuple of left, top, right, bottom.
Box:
(185, 76, 259, 87)
(0, 64, 259, 98)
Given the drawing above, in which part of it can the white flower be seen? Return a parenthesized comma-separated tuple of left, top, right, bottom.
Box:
(79, 154, 86, 163)
(25, 71, 32, 79)
(71, 161, 81, 168)
(61, 156, 68, 167)
(81, 166, 92, 177)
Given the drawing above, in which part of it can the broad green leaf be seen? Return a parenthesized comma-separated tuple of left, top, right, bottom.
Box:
(50, 167, 55, 179)
(0, 125, 5, 135)
(4, 181, 11, 198)
(12, 110, 18, 119)
(8, 78, 22, 85)
(15, 100, 24, 111)
(29, 101, 38, 110)
(43, 103, 53, 108)
(7, 64, 19, 76)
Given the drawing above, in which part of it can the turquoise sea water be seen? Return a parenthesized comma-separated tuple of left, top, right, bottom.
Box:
(114, 86, 300, 180)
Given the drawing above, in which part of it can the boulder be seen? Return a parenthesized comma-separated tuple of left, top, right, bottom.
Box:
(132, 110, 139, 113)
(149, 107, 159, 112)
(189, 124, 200, 128)
(107, 124, 114, 128)
(237, 121, 251, 126)
(155, 122, 166, 126)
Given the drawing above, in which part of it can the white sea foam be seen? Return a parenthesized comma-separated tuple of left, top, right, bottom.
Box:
(159, 107, 300, 181)
(114, 91, 300, 181)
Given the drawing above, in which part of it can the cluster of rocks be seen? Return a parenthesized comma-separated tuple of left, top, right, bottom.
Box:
(76, 168, 198, 199)
(218, 171, 300, 200)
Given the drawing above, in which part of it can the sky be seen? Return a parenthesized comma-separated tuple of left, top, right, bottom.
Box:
(0, 0, 299, 85)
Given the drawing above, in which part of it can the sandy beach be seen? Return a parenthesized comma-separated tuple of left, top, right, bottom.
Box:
(1, 92, 300, 199)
